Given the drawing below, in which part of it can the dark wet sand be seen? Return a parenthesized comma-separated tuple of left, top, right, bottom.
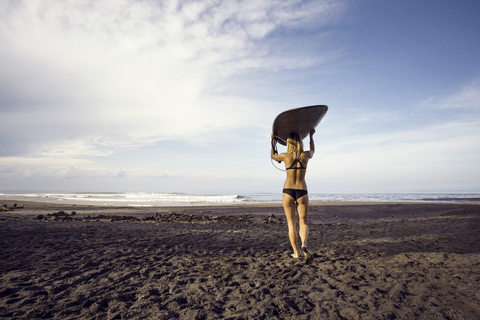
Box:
(1, 200, 479, 319)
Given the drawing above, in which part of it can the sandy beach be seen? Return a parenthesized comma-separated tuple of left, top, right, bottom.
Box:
(1, 200, 479, 319)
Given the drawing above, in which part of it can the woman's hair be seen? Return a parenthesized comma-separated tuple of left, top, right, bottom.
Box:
(287, 132, 303, 160)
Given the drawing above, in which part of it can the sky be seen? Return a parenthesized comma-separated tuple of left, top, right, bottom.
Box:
(1, 0, 479, 194)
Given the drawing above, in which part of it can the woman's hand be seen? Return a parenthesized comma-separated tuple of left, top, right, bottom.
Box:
(309, 129, 316, 137)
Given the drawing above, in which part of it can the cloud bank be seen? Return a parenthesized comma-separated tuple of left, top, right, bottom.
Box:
(0, 0, 342, 150)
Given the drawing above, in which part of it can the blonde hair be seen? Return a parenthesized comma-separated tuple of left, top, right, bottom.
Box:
(287, 132, 303, 160)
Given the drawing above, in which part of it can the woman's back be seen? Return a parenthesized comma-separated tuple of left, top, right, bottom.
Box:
(282, 152, 310, 190)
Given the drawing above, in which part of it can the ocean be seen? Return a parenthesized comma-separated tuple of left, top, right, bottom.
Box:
(1, 191, 479, 207)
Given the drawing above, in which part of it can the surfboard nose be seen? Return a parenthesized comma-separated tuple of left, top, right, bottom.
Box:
(272, 105, 328, 145)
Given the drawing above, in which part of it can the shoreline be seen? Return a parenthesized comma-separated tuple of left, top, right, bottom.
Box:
(2, 192, 480, 209)
(2, 197, 479, 208)
(2, 199, 479, 223)
(2, 199, 480, 227)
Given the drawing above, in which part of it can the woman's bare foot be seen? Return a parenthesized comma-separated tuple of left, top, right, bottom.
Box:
(302, 246, 313, 263)
(291, 252, 300, 258)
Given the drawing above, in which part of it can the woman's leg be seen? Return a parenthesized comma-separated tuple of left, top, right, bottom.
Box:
(296, 194, 309, 249)
(282, 193, 299, 258)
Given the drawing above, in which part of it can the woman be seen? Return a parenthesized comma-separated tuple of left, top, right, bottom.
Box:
(271, 129, 315, 262)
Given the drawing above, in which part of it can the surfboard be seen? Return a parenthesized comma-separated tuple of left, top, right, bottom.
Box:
(272, 105, 328, 146)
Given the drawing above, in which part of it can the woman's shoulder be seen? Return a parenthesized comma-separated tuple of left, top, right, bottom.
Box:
(302, 151, 313, 159)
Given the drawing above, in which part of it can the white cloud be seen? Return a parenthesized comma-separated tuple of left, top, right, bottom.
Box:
(421, 79, 480, 111)
(0, 0, 345, 191)
(0, 0, 343, 151)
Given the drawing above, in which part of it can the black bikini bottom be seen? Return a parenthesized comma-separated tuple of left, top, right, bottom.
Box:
(283, 189, 308, 201)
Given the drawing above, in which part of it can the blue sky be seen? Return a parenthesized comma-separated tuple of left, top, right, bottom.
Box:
(0, 0, 479, 194)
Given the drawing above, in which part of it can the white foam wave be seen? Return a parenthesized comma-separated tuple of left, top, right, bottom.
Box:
(0, 192, 245, 206)
(1, 191, 479, 206)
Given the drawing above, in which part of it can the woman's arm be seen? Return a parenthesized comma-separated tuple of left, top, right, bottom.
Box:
(271, 134, 284, 162)
(305, 129, 315, 159)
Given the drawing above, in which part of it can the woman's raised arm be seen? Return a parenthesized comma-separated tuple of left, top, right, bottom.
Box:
(271, 134, 284, 162)
(306, 129, 315, 158)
